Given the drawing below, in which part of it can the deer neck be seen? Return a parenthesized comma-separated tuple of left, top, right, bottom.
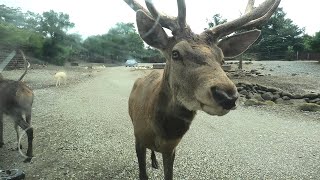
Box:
(154, 65, 196, 140)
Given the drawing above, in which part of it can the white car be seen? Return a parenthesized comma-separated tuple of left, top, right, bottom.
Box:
(125, 59, 138, 67)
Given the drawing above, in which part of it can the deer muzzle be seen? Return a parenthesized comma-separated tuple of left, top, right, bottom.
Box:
(210, 86, 238, 110)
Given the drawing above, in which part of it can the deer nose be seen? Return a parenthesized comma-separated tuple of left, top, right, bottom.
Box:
(211, 86, 238, 110)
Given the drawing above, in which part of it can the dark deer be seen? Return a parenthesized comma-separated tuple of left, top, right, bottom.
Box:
(124, 0, 280, 179)
(0, 49, 34, 162)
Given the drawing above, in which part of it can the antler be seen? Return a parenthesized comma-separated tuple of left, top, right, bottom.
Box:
(123, 0, 187, 33)
(204, 0, 281, 39)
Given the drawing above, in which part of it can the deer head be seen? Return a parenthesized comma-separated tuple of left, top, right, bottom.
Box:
(124, 0, 280, 116)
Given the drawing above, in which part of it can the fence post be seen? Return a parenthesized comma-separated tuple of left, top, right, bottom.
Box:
(238, 54, 243, 70)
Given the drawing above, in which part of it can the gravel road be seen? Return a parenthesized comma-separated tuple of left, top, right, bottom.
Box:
(0, 64, 320, 179)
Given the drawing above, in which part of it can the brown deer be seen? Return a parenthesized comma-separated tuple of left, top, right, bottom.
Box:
(0, 49, 34, 162)
(124, 0, 280, 179)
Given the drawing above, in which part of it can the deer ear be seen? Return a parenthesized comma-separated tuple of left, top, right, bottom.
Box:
(217, 29, 261, 58)
(136, 10, 169, 49)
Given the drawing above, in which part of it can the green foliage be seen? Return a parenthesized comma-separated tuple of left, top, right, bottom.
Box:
(285, 46, 294, 60)
(0, 21, 43, 50)
(207, 8, 311, 60)
(38, 10, 76, 65)
(206, 14, 227, 29)
(0, 5, 25, 27)
(302, 35, 313, 52)
(0, 5, 80, 65)
(249, 8, 305, 60)
(40, 10, 74, 38)
(83, 22, 155, 63)
(309, 31, 320, 52)
(142, 47, 164, 63)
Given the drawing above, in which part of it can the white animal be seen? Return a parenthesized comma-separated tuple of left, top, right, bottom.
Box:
(54, 71, 67, 86)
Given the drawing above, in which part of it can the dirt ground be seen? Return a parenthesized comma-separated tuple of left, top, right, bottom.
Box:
(0, 61, 319, 179)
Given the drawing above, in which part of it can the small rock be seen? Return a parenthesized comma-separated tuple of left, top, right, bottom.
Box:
(272, 93, 281, 100)
(281, 92, 293, 98)
(267, 87, 279, 93)
(253, 94, 264, 101)
(309, 98, 320, 104)
(258, 85, 268, 91)
(237, 86, 244, 91)
(251, 87, 258, 93)
(239, 90, 249, 96)
(257, 90, 266, 94)
(261, 92, 273, 101)
(246, 92, 255, 99)
(244, 99, 267, 106)
(292, 94, 303, 99)
(275, 98, 284, 104)
(282, 96, 291, 100)
(298, 103, 320, 112)
(303, 93, 319, 99)
(265, 100, 275, 106)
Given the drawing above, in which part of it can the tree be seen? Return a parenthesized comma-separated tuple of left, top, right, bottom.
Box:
(83, 22, 145, 62)
(206, 14, 227, 29)
(0, 5, 25, 27)
(40, 10, 74, 38)
(39, 10, 75, 65)
(302, 34, 313, 52)
(24, 11, 42, 32)
(249, 8, 305, 60)
(309, 31, 320, 52)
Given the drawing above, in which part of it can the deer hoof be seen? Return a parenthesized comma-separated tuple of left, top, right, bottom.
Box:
(23, 157, 32, 163)
(152, 160, 159, 169)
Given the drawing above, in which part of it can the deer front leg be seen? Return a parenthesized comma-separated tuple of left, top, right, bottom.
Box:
(162, 150, 176, 180)
(151, 150, 159, 169)
(135, 140, 148, 180)
(0, 112, 4, 148)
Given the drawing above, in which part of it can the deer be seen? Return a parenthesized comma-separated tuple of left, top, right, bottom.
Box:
(0, 49, 34, 162)
(124, 0, 281, 179)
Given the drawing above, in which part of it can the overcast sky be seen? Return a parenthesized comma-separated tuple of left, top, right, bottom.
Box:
(1, 0, 319, 39)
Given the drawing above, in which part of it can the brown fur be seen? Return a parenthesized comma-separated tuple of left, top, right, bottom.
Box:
(0, 50, 34, 162)
(124, 0, 280, 179)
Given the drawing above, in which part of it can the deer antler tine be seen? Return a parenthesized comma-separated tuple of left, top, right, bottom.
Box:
(144, 0, 181, 31)
(208, 0, 280, 39)
(145, 0, 160, 20)
(124, 0, 188, 33)
(123, 0, 148, 13)
(177, 0, 186, 28)
(241, 0, 280, 30)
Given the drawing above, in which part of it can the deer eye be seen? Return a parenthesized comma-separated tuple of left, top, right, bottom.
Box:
(172, 50, 181, 60)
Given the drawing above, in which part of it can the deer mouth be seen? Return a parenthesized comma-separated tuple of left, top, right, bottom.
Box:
(199, 101, 230, 116)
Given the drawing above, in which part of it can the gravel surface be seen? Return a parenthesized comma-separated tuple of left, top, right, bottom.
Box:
(0, 62, 319, 179)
